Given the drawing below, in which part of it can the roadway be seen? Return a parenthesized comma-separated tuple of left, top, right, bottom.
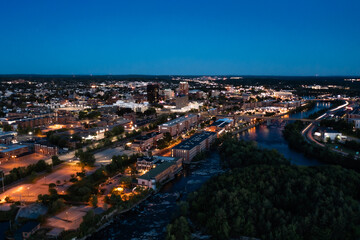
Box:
(301, 101, 357, 158)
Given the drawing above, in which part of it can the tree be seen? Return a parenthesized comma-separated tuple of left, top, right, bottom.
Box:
(49, 198, 65, 214)
(51, 156, 61, 166)
(166, 216, 191, 240)
(75, 150, 96, 166)
(2, 124, 13, 132)
(90, 194, 98, 207)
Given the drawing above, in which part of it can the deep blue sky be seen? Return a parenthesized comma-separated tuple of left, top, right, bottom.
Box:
(0, 0, 359, 76)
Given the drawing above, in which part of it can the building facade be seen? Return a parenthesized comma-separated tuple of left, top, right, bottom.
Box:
(348, 107, 360, 129)
(147, 84, 159, 104)
(132, 132, 164, 152)
(159, 114, 198, 136)
(137, 156, 183, 189)
(176, 95, 189, 109)
(179, 82, 189, 96)
(172, 131, 217, 163)
(34, 144, 59, 156)
(0, 144, 29, 159)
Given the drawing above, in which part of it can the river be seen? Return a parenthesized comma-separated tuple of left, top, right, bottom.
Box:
(238, 102, 330, 166)
(88, 102, 330, 240)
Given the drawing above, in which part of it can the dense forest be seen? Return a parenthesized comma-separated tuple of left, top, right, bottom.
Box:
(166, 138, 360, 240)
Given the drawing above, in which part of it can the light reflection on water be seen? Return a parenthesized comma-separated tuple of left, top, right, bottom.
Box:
(88, 101, 330, 239)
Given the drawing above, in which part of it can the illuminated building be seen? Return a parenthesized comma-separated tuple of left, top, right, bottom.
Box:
(172, 131, 217, 163)
(147, 83, 159, 104)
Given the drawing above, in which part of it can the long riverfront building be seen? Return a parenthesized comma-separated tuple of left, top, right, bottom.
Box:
(158, 114, 198, 136)
(171, 131, 217, 163)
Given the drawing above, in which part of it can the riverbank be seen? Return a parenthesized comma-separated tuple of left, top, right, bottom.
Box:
(166, 137, 360, 240)
(87, 151, 222, 240)
(83, 102, 338, 239)
(78, 190, 154, 240)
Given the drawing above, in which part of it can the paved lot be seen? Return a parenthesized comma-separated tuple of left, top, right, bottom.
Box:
(0, 164, 94, 202)
(46, 205, 92, 230)
(0, 153, 47, 174)
(94, 146, 134, 166)
(0, 144, 133, 203)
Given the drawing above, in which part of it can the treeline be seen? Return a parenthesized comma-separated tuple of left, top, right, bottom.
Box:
(166, 138, 360, 240)
(220, 137, 289, 168)
(4, 157, 62, 186)
(104, 125, 125, 138)
(320, 119, 360, 138)
(78, 110, 101, 120)
(46, 129, 82, 149)
(76, 187, 151, 238)
(283, 121, 359, 171)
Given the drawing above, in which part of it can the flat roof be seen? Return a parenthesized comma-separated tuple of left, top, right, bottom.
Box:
(160, 114, 196, 127)
(134, 132, 161, 141)
(0, 144, 28, 153)
(172, 131, 216, 150)
(138, 161, 175, 180)
(211, 118, 233, 128)
(137, 156, 180, 163)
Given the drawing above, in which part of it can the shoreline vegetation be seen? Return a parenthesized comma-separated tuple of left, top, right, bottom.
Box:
(166, 138, 360, 240)
(283, 121, 359, 171)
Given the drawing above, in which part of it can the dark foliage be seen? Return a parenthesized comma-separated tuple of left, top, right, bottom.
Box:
(189, 164, 360, 240)
(283, 121, 359, 171)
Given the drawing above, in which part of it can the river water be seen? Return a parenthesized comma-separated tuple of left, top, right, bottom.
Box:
(88, 102, 330, 240)
(238, 102, 330, 166)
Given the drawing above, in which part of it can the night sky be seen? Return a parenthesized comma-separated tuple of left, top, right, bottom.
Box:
(0, 0, 359, 75)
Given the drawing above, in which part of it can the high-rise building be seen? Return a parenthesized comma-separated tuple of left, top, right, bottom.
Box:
(164, 89, 175, 100)
(176, 95, 189, 108)
(147, 84, 159, 104)
(179, 82, 189, 96)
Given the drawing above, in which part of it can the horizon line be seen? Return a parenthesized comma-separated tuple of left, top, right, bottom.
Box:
(0, 73, 359, 78)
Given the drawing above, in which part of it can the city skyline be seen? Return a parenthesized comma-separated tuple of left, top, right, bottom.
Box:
(0, 0, 360, 76)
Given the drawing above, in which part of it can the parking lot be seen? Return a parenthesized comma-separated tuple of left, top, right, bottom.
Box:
(46, 205, 92, 230)
(0, 153, 47, 174)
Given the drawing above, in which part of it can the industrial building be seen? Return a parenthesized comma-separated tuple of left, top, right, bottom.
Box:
(137, 156, 183, 189)
(158, 114, 197, 136)
(172, 131, 217, 163)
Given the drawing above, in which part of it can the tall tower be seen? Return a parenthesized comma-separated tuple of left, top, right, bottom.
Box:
(147, 83, 159, 104)
(179, 82, 189, 96)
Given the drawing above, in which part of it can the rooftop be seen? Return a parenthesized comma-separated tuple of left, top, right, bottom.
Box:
(138, 156, 180, 163)
(211, 118, 233, 128)
(138, 161, 175, 180)
(0, 144, 28, 153)
(160, 114, 196, 127)
(172, 131, 216, 150)
(134, 132, 161, 141)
